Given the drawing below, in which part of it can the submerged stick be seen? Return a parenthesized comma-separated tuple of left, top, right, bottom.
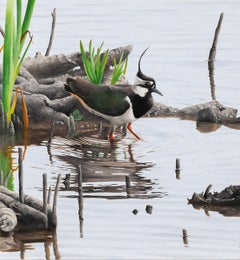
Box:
(45, 8, 56, 56)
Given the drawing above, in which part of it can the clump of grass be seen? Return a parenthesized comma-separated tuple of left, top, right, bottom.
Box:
(1, 0, 36, 127)
(111, 53, 128, 85)
(80, 40, 128, 85)
(80, 40, 109, 85)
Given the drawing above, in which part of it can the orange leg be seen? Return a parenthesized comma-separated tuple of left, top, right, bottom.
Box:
(127, 123, 141, 140)
(109, 131, 115, 142)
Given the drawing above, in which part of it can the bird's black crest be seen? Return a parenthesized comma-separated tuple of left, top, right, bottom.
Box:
(137, 47, 154, 82)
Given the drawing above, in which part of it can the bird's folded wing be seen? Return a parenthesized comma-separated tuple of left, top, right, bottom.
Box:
(84, 86, 130, 117)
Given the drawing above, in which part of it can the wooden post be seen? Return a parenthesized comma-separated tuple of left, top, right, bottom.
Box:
(182, 229, 189, 245)
(18, 148, 24, 203)
(145, 205, 153, 214)
(175, 158, 181, 179)
(47, 186, 52, 205)
(52, 174, 61, 228)
(43, 174, 48, 228)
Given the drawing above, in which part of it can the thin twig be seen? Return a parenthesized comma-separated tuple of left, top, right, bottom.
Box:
(45, 8, 56, 56)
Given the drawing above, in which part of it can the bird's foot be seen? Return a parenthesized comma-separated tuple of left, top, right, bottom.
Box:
(127, 123, 142, 140)
(108, 132, 115, 142)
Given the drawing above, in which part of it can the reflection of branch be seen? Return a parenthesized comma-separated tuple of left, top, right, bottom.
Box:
(45, 8, 56, 56)
(208, 13, 224, 101)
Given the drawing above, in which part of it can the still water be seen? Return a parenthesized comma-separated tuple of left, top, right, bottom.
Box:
(1, 0, 240, 259)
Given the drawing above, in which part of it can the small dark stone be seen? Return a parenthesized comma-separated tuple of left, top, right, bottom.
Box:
(132, 209, 138, 215)
(145, 205, 153, 214)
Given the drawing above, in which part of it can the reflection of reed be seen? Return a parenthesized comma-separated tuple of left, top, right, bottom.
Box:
(77, 165, 84, 238)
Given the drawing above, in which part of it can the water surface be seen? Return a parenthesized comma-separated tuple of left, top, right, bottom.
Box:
(1, 0, 240, 259)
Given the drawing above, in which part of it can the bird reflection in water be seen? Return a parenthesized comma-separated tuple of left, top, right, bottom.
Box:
(57, 134, 165, 200)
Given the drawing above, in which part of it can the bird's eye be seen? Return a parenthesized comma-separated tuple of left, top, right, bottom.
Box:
(145, 81, 151, 87)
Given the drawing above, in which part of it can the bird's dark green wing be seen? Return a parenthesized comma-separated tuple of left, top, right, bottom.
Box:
(84, 86, 130, 116)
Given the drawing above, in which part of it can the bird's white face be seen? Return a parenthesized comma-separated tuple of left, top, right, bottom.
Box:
(132, 76, 153, 97)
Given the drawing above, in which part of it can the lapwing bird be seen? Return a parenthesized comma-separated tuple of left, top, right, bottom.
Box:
(64, 48, 163, 142)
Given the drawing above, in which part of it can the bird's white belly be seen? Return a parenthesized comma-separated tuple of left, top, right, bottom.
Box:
(103, 106, 136, 128)
(82, 97, 136, 129)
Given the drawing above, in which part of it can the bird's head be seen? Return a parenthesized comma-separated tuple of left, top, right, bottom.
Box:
(133, 48, 163, 97)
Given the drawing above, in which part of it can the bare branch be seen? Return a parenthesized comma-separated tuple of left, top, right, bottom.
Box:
(208, 13, 224, 61)
(45, 8, 56, 56)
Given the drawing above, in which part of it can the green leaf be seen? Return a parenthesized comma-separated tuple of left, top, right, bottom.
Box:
(1, 0, 35, 121)
(70, 109, 84, 121)
(80, 40, 109, 85)
(111, 53, 128, 85)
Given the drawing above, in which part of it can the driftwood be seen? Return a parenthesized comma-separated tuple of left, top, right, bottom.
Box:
(21, 45, 133, 80)
(188, 185, 240, 217)
(0, 166, 61, 232)
(0, 39, 239, 135)
(0, 201, 17, 232)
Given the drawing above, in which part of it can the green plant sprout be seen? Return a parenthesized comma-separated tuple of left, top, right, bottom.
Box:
(111, 53, 128, 85)
(1, 0, 36, 127)
(80, 40, 109, 85)
(80, 40, 128, 85)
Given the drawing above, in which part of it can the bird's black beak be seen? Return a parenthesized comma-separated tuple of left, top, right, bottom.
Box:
(152, 87, 163, 96)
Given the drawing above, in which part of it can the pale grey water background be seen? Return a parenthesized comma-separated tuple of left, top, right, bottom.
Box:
(1, 0, 240, 259)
